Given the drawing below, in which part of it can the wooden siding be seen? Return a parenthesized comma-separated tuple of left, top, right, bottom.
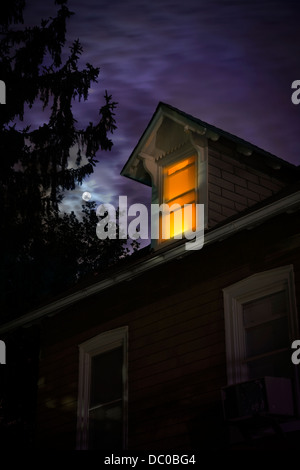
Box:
(207, 147, 286, 228)
(35, 210, 300, 449)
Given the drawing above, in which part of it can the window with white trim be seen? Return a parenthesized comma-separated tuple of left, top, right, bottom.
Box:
(76, 327, 128, 450)
(146, 140, 208, 249)
(223, 266, 298, 385)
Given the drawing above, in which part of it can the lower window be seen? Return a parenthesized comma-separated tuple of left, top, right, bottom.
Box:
(223, 265, 298, 385)
(76, 327, 128, 450)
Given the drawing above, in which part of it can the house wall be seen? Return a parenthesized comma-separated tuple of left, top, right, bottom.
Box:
(35, 209, 300, 450)
(207, 145, 286, 228)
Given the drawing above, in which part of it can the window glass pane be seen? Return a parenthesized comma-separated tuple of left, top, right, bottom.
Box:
(90, 347, 123, 407)
(247, 350, 292, 380)
(161, 156, 196, 240)
(166, 157, 195, 176)
(245, 316, 289, 358)
(242, 289, 291, 381)
(166, 191, 196, 208)
(182, 201, 196, 234)
(161, 194, 196, 239)
(89, 402, 123, 450)
(164, 158, 195, 202)
(243, 290, 287, 327)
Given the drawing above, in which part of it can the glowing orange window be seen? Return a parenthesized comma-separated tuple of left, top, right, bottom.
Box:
(161, 156, 196, 240)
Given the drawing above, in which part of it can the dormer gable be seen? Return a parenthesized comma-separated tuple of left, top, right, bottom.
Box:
(121, 102, 298, 250)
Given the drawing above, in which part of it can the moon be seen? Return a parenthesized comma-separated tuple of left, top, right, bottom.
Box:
(82, 191, 92, 202)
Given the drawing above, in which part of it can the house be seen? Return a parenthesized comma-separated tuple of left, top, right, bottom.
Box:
(0, 102, 300, 450)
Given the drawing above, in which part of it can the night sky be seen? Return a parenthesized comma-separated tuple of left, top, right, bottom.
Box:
(22, 0, 300, 216)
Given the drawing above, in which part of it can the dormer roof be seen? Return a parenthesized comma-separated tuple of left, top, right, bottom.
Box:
(121, 102, 298, 186)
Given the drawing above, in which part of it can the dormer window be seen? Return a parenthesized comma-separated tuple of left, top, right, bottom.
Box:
(120, 103, 209, 250)
(161, 155, 197, 241)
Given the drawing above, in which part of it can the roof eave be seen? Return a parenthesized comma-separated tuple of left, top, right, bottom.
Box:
(1, 189, 299, 334)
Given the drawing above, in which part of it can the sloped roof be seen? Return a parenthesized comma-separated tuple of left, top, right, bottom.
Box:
(121, 102, 297, 186)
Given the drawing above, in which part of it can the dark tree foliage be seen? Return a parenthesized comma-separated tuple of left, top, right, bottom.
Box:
(0, 0, 139, 449)
(0, 0, 136, 322)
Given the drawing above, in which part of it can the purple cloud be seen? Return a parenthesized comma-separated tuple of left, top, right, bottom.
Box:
(21, 0, 300, 217)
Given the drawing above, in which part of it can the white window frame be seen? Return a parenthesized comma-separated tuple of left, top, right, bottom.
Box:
(158, 143, 208, 218)
(223, 265, 298, 385)
(151, 142, 208, 250)
(76, 326, 128, 450)
(160, 152, 197, 242)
